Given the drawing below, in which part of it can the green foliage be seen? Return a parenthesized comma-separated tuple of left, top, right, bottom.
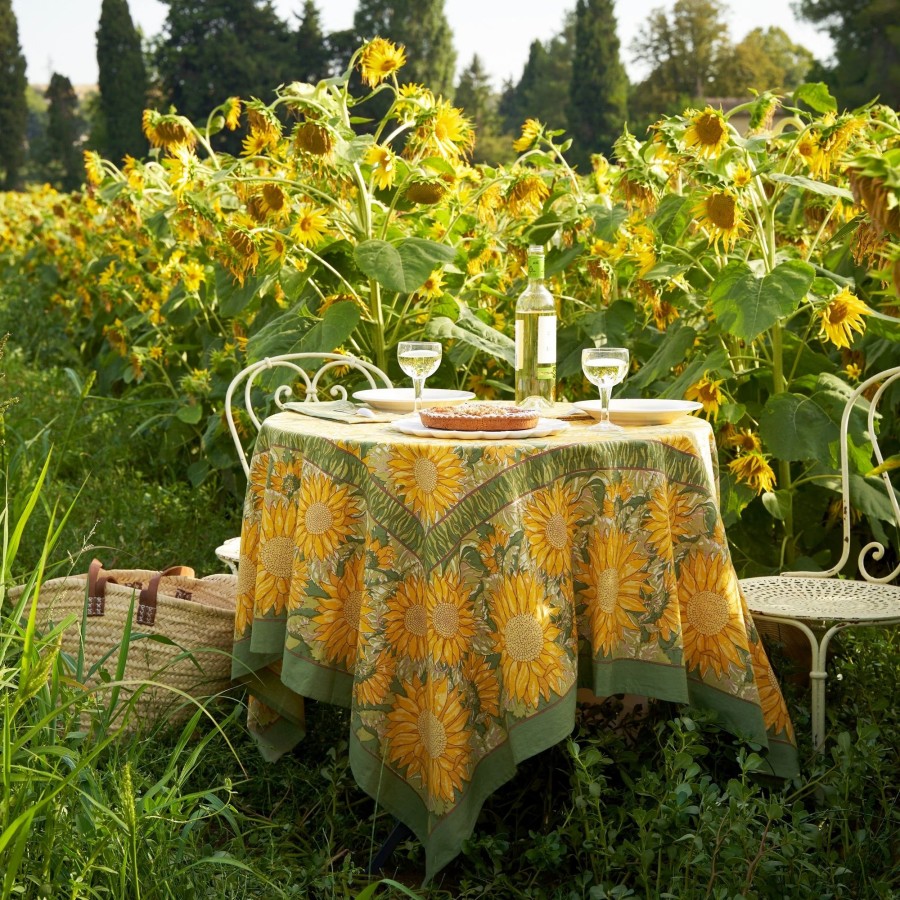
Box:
(43, 74, 85, 192)
(294, 0, 331, 84)
(796, 0, 900, 110)
(730, 27, 815, 94)
(97, 0, 148, 163)
(568, 0, 629, 167)
(0, 0, 27, 189)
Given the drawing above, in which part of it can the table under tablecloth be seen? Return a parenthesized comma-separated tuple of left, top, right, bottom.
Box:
(231, 411, 798, 877)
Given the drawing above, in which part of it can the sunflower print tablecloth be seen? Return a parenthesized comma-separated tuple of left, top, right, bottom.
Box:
(231, 411, 798, 877)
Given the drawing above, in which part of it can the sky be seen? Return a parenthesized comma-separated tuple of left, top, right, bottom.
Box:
(14, 0, 835, 90)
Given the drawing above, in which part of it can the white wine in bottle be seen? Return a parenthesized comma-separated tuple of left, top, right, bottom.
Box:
(515, 245, 556, 408)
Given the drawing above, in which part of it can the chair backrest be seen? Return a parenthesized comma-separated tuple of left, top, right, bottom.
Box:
(225, 353, 392, 476)
(784, 365, 900, 583)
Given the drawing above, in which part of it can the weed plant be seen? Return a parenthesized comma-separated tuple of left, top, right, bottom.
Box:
(1, 355, 897, 899)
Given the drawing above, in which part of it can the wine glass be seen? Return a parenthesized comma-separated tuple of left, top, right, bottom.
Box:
(398, 341, 442, 414)
(582, 347, 629, 431)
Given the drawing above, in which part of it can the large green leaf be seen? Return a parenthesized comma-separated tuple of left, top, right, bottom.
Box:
(652, 194, 693, 244)
(662, 347, 730, 400)
(629, 323, 697, 390)
(758, 392, 838, 462)
(428, 303, 514, 365)
(587, 204, 627, 242)
(216, 270, 276, 318)
(769, 173, 853, 201)
(792, 82, 837, 113)
(247, 300, 359, 360)
(710, 259, 814, 342)
(354, 238, 456, 293)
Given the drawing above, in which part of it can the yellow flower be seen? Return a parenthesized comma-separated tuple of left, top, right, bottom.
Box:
(579, 525, 650, 657)
(685, 375, 725, 420)
(426, 570, 477, 668)
(385, 674, 471, 811)
(405, 177, 448, 205)
(354, 650, 396, 707)
(383, 576, 429, 662)
(359, 37, 406, 87)
(408, 101, 474, 161)
(142, 109, 195, 151)
(223, 96, 242, 130)
(260, 232, 288, 266)
(732, 164, 753, 188)
(242, 128, 275, 156)
(684, 107, 730, 159)
(678, 551, 748, 678)
(507, 174, 549, 217)
(290, 205, 330, 248)
(293, 472, 360, 560)
(365, 143, 396, 191)
(692, 190, 747, 251)
(819, 287, 870, 349)
(747, 631, 794, 740)
(83, 151, 104, 186)
(312, 554, 371, 671)
(235, 519, 260, 636)
(523, 481, 581, 577)
(844, 362, 862, 381)
(416, 269, 444, 299)
(513, 118, 542, 153)
(181, 260, 205, 292)
(643, 483, 696, 558)
(463, 652, 500, 719)
(255, 501, 304, 617)
(294, 120, 334, 156)
(720, 425, 762, 453)
(256, 183, 290, 221)
(727, 451, 777, 494)
(388, 444, 466, 524)
(489, 571, 569, 709)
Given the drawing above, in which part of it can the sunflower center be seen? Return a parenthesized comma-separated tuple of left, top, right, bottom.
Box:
(305, 501, 334, 535)
(504, 614, 544, 662)
(237, 555, 255, 595)
(259, 535, 294, 579)
(343, 589, 364, 630)
(827, 300, 848, 324)
(544, 513, 569, 550)
(596, 567, 620, 614)
(706, 193, 737, 229)
(404, 603, 428, 636)
(696, 113, 725, 145)
(432, 601, 460, 638)
(417, 709, 448, 759)
(413, 457, 439, 494)
(687, 590, 729, 636)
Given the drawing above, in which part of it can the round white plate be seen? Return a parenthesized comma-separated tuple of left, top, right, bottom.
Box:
(573, 399, 703, 425)
(352, 388, 475, 413)
(390, 417, 570, 440)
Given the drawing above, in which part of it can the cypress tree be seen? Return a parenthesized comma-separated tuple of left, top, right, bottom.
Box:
(568, 0, 629, 167)
(295, 0, 330, 83)
(45, 73, 84, 191)
(0, 0, 27, 189)
(353, 0, 456, 97)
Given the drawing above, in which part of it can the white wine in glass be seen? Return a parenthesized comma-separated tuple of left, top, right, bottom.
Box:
(582, 347, 629, 431)
(398, 341, 442, 413)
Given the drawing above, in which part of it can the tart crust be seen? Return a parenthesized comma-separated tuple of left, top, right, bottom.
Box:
(419, 403, 539, 432)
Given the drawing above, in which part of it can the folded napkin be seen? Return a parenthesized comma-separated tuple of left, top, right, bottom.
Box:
(282, 401, 395, 424)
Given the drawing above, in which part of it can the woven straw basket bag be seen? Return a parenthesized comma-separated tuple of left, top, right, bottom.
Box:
(10, 559, 237, 729)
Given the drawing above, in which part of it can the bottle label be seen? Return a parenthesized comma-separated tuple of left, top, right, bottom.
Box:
(527, 253, 544, 280)
(537, 314, 556, 364)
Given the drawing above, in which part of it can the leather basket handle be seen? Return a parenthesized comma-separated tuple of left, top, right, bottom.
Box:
(87, 558, 107, 617)
(137, 571, 162, 627)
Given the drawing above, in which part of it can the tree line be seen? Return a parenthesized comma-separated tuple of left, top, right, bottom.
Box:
(0, 0, 896, 191)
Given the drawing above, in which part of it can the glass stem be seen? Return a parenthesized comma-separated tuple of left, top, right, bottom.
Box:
(600, 386, 611, 425)
(413, 377, 424, 413)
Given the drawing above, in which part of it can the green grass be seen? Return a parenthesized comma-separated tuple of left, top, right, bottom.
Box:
(2, 353, 898, 899)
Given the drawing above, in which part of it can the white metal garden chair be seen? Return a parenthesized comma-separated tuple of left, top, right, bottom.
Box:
(741, 365, 900, 749)
(215, 353, 392, 571)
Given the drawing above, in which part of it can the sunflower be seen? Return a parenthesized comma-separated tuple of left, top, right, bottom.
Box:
(294, 120, 334, 156)
(476, 524, 510, 575)
(523, 482, 580, 577)
(507, 174, 549, 217)
(692, 190, 747, 251)
(383, 576, 429, 662)
(84, 151, 104, 186)
(290, 205, 331, 248)
(423, 571, 477, 668)
(747, 631, 794, 740)
(579, 526, 650, 657)
(416, 269, 444, 300)
(513, 118, 542, 153)
(388, 444, 466, 524)
(684, 107, 730, 159)
(731, 164, 753, 189)
(359, 37, 406, 87)
(365, 144, 396, 191)
(819, 287, 870, 349)
(246, 451, 270, 512)
(256, 184, 289, 221)
(354, 650, 396, 707)
(142, 109, 196, 152)
(489, 571, 569, 708)
(242, 128, 276, 157)
(408, 101, 474, 161)
(685, 374, 725, 419)
(366, 536, 395, 570)
(293, 472, 360, 560)
(385, 674, 471, 810)
(260, 232, 288, 266)
(727, 451, 776, 494)
(222, 96, 241, 131)
(255, 501, 301, 616)
(678, 550, 748, 678)
(235, 519, 260, 636)
(463, 653, 500, 719)
(844, 362, 862, 381)
(404, 177, 448, 205)
(312, 554, 371, 670)
(644, 483, 699, 554)
(181, 260, 205, 293)
(720, 425, 762, 453)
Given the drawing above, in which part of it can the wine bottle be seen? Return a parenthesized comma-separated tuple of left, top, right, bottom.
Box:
(515, 245, 556, 408)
